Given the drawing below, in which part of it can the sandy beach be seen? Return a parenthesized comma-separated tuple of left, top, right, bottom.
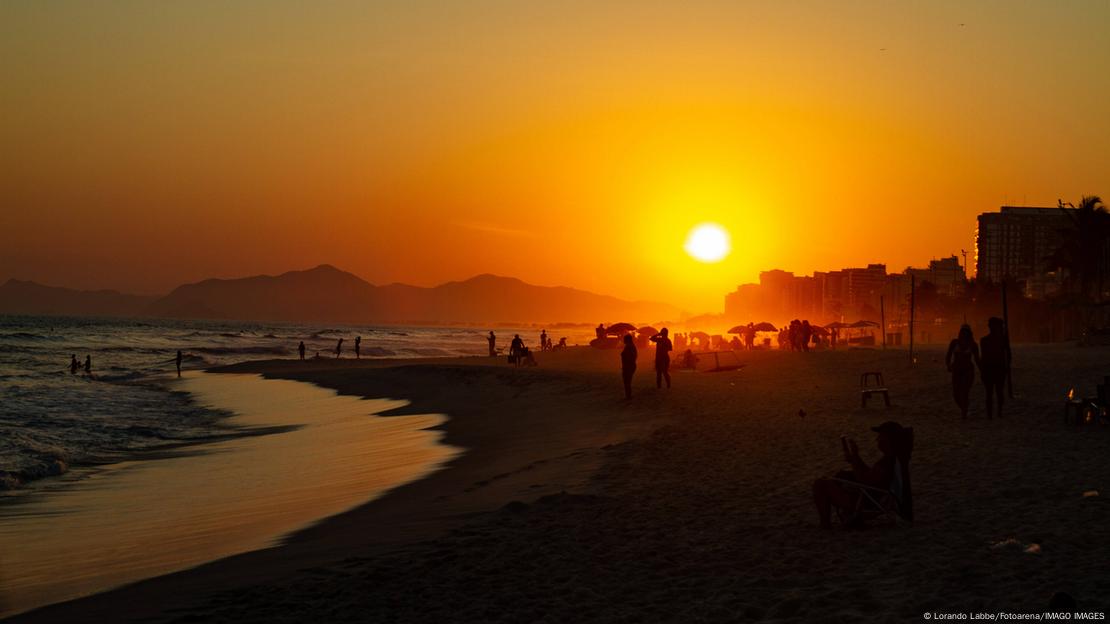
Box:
(12, 343, 1110, 622)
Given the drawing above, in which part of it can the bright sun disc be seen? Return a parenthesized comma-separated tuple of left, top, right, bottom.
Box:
(684, 223, 731, 262)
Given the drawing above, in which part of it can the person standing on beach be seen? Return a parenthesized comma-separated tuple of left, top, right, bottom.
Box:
(980, 317, 1011, 419)
(83, 355, 92, 376)
(620, 334, 637, 399)
(650, 328, 673, 389)
(335, 338, 344, 359)
(355, 336, 361, 359)
(945, 324, 980, 419)
(176, 350, 183, 378)
(509, 334, 524, 364)
(70, 355, 78, 375)
(540, 329, 548, 352)
(487, 331, 496, 357)
(299, 341, 306, 360)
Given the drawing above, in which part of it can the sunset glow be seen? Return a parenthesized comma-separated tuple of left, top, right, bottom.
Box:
(684, 224, 731, 263)
(1, 1, 1108, 313)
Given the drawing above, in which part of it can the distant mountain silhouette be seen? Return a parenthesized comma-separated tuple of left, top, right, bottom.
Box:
(0, 279, 155, 317)
(1, 266, 683, 324)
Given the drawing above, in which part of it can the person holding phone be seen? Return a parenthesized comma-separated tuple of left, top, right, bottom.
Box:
(812, 422, 903, 529)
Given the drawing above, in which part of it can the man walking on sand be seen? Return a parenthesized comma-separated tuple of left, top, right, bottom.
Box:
(335, 338, 344, 359)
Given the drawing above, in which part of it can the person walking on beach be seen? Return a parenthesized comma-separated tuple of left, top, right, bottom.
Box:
(335, 338, 344, 359)
(620, 334, 637, 399)
(945, 324, 980, 419)
(801, 320, 813, 352)
(83, 355, 92, 376)
(980, 317, 1011, 419)
(355, 336, 361, 359)
(487, 331, 497, 357)
(176, 350, 183, 378)
(509, 334, 524, 364)
(70, 355, 78, 375)
(650, 328, 673, 389)
(299, 341, 306, 360)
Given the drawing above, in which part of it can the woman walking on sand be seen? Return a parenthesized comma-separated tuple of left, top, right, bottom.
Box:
(650, 328, 672, 389)
(620, 334, 637, 399)
(945, 324, 980, 419)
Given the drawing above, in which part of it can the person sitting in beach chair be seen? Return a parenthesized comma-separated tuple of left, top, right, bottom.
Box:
(812, 421, 913, 529)
(521, 346, 538, 367)
(681, 349, 699, 370)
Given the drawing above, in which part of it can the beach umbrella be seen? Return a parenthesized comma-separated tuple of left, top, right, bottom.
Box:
(752, 322, 777, 332)
(849, 320, 880, 328)
(606, 322, 637, 335)
(726, 325, 747, 334)
(637, 326, 658, 335)
(825, 321, 850, 329)
(689, 331, 711, 341)
(809, 325, 830, 336)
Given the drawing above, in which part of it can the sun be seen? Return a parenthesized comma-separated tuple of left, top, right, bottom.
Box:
(684, 223, 731, 263)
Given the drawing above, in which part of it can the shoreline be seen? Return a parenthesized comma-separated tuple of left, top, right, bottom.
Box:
(10, 344, 1110, 622)
(10, 348, 667, 622)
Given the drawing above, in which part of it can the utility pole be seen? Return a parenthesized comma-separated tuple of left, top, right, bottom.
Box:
(880, 295, 886, 349)
(909, 275, 915, 364)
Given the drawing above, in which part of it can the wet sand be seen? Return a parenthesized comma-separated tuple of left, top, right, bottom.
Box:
(11, 344, 1110, 622)
(0, 372, 456, 618)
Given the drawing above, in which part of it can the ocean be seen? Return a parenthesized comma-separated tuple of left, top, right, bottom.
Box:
(0, 315, 590, 493)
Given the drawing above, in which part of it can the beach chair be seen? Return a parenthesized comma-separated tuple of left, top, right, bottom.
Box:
(860, 372, 890, 408)
(833, 427, 914, 527)
(1064, 377, 1107, 425)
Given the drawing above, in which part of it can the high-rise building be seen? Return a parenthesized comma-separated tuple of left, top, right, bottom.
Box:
(976, 206, 1069, 298)
(904, 256, 967, 297)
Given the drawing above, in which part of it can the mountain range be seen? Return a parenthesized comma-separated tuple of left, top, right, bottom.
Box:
(0, 265, 684, 325)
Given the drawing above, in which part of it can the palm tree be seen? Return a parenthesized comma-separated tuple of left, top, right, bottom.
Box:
(1049, 196, 1110, 303)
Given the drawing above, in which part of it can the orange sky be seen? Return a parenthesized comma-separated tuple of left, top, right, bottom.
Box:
(2, 1, 1108, 313)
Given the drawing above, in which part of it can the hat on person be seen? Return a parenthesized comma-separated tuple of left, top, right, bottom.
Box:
(870, 421, 905, 435)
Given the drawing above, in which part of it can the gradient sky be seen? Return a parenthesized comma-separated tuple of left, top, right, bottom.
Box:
(2, 1, 1108, 313)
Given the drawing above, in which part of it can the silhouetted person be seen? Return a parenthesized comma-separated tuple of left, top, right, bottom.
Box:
(980, 317, 1011, 419)
(682, 349, 699, 370)
(176, 350, 183, 377)
(812, 422, 904, 529)
(84, 355, 91, 376)
(744, 323, 756, 350)
(650, 328, 673, 389)
(945, 324, 980, 419)
(299, 341, 306, 360)
(355, 336, 361, 359)
(596, 324, 606, 340)
(70, 355, 78, 375)
(620, 334, 637, 399)
(800, 321, 813, 352)
(487, 331, 497, 357)
(510, 334, 524, 364)
(540, 330, 548, 352)
(335, 338, 344, 359)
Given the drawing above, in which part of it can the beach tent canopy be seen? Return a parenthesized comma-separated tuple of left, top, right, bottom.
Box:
(637, 326, 658, 335)
(606, 323, 637, 335)
(849, 320, 880, 328)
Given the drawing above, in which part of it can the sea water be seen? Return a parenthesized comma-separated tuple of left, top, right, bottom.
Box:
(0, 315, 589, 493)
